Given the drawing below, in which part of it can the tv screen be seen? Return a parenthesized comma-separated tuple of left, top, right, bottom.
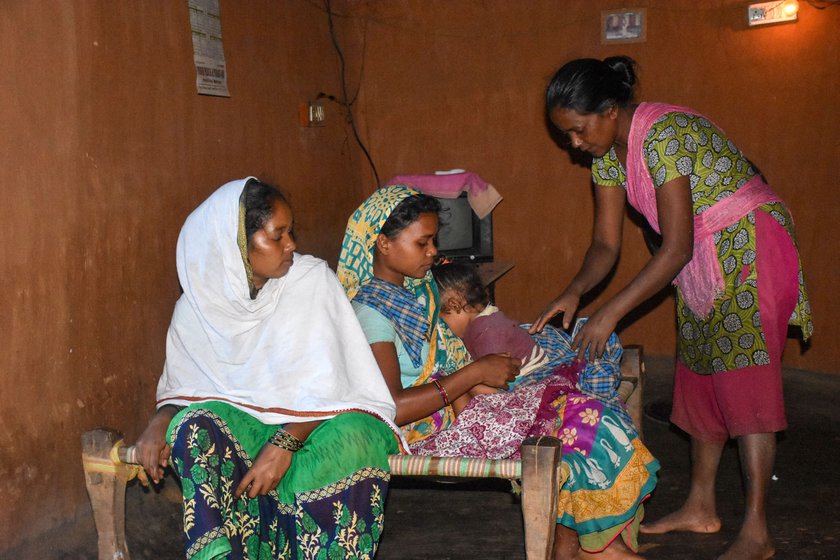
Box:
(435, 194, 493, 262)
(437, 196, 473, 251)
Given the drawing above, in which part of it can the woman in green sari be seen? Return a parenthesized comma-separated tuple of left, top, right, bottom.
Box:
(136, 177, 401, 560)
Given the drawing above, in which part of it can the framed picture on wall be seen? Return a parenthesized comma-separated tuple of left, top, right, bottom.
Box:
(601, 9, 647, 44)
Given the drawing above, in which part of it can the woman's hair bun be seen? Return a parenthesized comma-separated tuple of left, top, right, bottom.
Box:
(604, 56, 637, 92)
(546, 55, 637, 114)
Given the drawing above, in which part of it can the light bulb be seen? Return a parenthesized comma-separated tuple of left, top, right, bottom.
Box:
(782, 0, 799, 17)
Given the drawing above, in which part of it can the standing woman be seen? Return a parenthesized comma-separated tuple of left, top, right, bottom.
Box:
(532, 56, 813, 560)
(136, 178, 401, 559)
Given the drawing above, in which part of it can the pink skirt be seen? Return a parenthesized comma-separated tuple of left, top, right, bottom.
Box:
(671, 209, 799, 441)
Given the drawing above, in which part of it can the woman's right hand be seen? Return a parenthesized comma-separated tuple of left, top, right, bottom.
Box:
(530, 291, 580, 333)
(473, 353, 521, 390)
(135, 407, 178, 484)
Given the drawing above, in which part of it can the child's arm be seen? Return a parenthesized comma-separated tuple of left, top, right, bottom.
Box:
(451, 393, 471, 415)
(451, 384, 503, 416)
(470, 384, 502, 396)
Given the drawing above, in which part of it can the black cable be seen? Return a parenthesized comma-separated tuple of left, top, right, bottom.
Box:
(324, 0, 381, 188)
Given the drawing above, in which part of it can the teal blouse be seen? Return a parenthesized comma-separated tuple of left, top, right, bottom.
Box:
(353, 301, 428, 389)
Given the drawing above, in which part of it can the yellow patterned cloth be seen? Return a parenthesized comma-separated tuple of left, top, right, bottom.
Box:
(338, 184, 420, 299)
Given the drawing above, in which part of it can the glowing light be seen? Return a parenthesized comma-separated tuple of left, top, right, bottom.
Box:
(747, 0, 799, 26)
(783, 0, 799, 16)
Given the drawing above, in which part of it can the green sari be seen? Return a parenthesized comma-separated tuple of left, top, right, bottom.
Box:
(168, 402, 398, 560)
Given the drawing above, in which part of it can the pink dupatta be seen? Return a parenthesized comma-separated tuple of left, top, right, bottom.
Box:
(625, 102, 782, 318)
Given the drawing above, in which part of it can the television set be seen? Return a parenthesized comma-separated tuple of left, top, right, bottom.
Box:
(434, 193, 493, 262)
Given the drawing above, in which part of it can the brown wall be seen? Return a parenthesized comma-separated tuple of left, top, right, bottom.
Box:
(0, 0, 366, 550)
(2, 0, 838, 551)
(337, 0, 839, 373)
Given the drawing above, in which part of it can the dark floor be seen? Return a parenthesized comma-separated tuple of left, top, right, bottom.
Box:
(12, 357, 840, 559)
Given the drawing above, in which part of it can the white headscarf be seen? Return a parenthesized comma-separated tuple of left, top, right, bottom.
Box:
(156, 178, 399, 436)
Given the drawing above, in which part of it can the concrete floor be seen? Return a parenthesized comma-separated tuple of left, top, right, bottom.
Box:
(11, 356, 840, 559)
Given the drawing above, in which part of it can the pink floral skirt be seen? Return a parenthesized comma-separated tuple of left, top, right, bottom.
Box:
(410, 366, 660, 543)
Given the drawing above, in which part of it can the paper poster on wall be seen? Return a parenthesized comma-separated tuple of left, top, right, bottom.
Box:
(188, 0, 230, 97)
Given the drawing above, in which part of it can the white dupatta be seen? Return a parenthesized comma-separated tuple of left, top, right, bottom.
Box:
(156, 178, 400, 437)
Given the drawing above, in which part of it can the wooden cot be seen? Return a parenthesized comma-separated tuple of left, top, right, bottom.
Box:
(81, 346, 645, 560)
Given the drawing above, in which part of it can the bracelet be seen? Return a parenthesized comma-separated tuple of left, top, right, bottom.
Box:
(432, 379, 451, 407)
(268, 427, 304, 452)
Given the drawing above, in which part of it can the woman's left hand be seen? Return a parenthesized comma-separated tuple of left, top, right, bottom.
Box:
(571, 308, 618, 362)
(234, 443, 293, 499)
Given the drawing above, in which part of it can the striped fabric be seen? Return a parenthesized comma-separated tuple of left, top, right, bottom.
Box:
(354, 278, 432, 368)
(123, 444, 523, 479)
(121, 445, 139, 464)
(387, 454, 522, 479)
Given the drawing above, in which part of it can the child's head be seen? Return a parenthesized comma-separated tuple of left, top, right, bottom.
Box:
(432, 262, 489, 337)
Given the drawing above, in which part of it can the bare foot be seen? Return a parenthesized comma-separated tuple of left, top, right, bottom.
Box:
(717, 534, 774, 560)
(640, 508, 721, 535)
(578, 537, 644, 559)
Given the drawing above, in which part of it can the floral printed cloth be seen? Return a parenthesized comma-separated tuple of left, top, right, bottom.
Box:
(168, 403, 397, 560)
(409, 362, 659, 549)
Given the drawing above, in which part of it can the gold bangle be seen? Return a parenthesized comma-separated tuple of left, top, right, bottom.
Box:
(268, 427, 304, 452)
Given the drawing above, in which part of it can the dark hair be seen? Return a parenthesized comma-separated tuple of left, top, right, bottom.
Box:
(545, 56, 637, 115)
(243, 179, 291, 243)
(380, 194, 442, 239)
(432, 262, 489, 310)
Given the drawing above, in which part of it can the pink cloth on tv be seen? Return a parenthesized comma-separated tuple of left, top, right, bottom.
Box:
(387, 171, 502, 219)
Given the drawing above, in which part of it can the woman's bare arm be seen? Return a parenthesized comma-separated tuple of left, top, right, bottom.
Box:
(532, 185, 627, 332)
(572, 175, 694, 359)
(370, 341, 518, 426)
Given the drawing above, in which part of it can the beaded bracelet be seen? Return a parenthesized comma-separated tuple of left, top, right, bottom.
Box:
(268, 427, 304, 452)
(432, 379, 451, 407)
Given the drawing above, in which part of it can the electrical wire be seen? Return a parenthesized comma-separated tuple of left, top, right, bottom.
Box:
(313, 0, 835, 189)
(324, 0, 381, 188)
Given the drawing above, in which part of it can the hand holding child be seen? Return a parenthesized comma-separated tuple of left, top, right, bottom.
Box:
(474, 353, 521, 390)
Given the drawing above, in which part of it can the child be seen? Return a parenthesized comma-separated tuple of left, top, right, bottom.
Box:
(433, 262, 632, 426)
(433, 262, 549, 413)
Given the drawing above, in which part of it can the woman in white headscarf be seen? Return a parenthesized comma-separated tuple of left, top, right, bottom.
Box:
(136, 177, 401, 560)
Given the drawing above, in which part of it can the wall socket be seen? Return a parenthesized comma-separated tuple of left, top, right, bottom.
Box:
(748, 1, 799, 26)
(299, 101, 326, 127)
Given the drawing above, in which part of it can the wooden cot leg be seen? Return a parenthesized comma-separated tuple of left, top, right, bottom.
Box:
(622, 345, 646, 440)
(520, 436, 563, 560)
(81, 429, 132, 560)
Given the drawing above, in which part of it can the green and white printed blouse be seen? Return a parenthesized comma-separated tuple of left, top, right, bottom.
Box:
(592, 111, 812, 373)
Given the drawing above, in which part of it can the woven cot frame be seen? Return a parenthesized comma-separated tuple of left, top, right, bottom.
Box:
(82, 346, 645, 560)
